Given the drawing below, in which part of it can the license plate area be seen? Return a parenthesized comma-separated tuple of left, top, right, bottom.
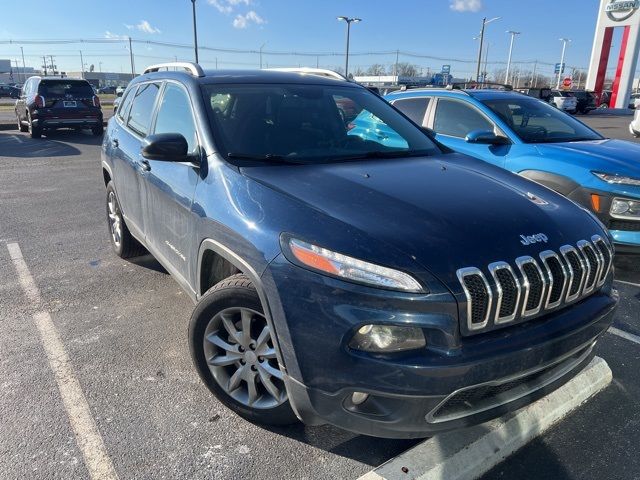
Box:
(63, 101, 77, 108)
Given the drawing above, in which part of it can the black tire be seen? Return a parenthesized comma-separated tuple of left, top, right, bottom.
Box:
(189, 274, 298, 426)
(28, 114, 41, 139)
(105, 181, 146, 258)
(92, 125, 104, 136)
(16, 113, 28, 132)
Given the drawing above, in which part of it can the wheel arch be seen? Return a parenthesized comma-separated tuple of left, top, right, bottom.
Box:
(518, 169, 582, 197)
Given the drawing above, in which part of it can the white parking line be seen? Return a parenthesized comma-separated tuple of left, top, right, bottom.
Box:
(6, 243, 118, 480)
(608, 326, 640, 346)
(614, 279, 640, 288)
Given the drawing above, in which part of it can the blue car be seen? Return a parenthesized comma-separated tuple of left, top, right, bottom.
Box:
(385, 88, 640, 253)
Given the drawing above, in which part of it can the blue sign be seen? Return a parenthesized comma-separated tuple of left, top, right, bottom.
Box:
(442, 64, 451, 74)
(554, 63, 565, 74)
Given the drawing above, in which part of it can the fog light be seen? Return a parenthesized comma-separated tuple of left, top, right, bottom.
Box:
(610, 197, 640, 218)
(349, 324, 426, 353)
(351, 392, 369, 405)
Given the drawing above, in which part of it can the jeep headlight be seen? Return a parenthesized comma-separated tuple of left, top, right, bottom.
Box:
(593, 171, 640, 186)
(349, 324, 426, 352)
(286, 238, 424, 292)
(610, 197, 640, 219)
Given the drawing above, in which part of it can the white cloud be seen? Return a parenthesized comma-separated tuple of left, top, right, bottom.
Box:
(208, 0, 233, 13)
(136, 20, 161, 34)
(124, 23, 134, 30)
(233, 10, 265, 29)
(227, 0, 251, 5)
(104, 31, 128, 40)
(449, 0, 482, 12)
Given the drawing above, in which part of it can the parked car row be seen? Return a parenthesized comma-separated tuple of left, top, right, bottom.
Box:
(99, 64, 619, 440)
(0, 84, 21, 98)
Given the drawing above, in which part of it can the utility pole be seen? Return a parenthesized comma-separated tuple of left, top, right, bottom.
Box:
(49, 55, 56, 76)
(20, 47, 26, 83)
(42, 55, 47, 76)
(556, 38, 571, 89)
(475, 17, 501, 82)
(530, 60, 538, 88)
(259, 42, 267, 69)
(394, 49, 400, 77)
(337, 16, 361, 78)
(191, 0, 199, 63)
(504, 31, 521, 84)
(483, 42, 490, 82)
(79, 50, 85, 79)
(128, 37, 135, 76)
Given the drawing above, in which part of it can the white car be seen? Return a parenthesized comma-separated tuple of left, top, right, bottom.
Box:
(629, 108, 640, 137)
(549, 90, 578, 114)
(629, 92, 640, 109)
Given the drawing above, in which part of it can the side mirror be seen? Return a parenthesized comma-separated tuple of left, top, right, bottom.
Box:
(142, 133, 188, 162)
(465, 130, 510, 145)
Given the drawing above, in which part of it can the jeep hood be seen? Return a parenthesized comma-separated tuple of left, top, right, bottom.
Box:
(535, 139, 640, 177)
(242, 154, 605, 288)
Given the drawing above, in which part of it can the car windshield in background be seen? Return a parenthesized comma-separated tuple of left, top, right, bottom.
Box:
(482, 97, 603, 144)
(203, 83, 439, 164)
(39, 80, 94, 97)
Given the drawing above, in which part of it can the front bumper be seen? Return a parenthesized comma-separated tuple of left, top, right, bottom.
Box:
(265, 256, 618, 438)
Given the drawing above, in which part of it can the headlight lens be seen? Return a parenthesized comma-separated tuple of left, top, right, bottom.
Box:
(593, 171, 640, 186)
(610, 197, 640, 219)
(349, 324, 426, 352)
(287, 238, 424, 292)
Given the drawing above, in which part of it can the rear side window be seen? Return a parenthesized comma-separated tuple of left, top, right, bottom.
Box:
(116, 87, 135, 122)
(38, 80, 94, 97)
(392, 97, 430, 125)
(433, 98, 493, 138)
(127, 82, 160, 136)
(153, 83, 198, 153)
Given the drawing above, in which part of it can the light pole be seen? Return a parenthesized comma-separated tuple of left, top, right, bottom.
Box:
(483, 42, 491, 82)
(475, 16, 500, 82)
(20, 47, 26, 83)
(337, 16, 361, 78)
(99, 62, 103, 73)
(504, 30, 520, 84)
(556, 38, 571, 89)
(79, 50, 85, 79)
(259, 42, 267, 69)
(191, 0, 199, 63)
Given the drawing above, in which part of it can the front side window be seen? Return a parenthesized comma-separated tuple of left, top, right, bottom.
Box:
(392, 97, 430, 125)
(202, 83, 440, 164)
(127, 82, 160, 136)
(116, 87, 135, 122)
(483, 97, 603, 143)
(154, 83, 197, 153)
(433, 98, 494, 138)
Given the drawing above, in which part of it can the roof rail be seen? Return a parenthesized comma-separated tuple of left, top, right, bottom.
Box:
(450, 81, 513, 91)
(143, 62, 205, 77)
(265, 67, 347, 81)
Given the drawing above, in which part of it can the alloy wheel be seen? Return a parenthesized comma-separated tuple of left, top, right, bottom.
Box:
(203, 307, 286, 409)
(107, 191, 122, 248)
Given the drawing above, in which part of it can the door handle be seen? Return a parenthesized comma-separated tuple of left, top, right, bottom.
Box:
(139, 159, 151, 172)
(111, 138, 119, 148)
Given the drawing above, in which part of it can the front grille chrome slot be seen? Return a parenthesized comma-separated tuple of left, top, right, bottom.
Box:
(457, 267, 493, 331)
(560, 245, 586, 303)
(539, 250, 568, 310)
(515, 256, 547, 317)
(591, 235, 612, 287)
(577, 240, 598, 295)
(488, 261, 521, 324)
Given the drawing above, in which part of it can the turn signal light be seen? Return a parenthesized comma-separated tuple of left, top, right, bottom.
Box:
(590, 194, 601, 212)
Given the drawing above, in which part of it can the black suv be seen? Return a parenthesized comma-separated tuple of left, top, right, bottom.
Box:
(101, 63, 617, 438)
(572, 90, 597, 114)
(15, 77, 103, 138)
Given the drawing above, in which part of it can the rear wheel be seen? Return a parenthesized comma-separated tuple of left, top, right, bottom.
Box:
(105, 181, 146, 258)
(16, 112, 27, 132)
(189, 274, 298, 426)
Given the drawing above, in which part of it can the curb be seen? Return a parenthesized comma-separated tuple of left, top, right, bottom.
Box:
(359, 356, 612, 480)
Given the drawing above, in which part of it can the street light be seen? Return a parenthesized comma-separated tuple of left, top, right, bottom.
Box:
(475, 16, 501, 82)
(556, 38, 571, 89)
(504, 30, 521, 84)
(337, 16, 361, 78)
(191, 0, 199, 63)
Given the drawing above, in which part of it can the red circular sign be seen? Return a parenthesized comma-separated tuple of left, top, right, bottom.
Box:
(562, 77, 572, 87)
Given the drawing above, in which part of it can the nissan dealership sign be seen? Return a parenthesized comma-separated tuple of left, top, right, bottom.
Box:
(606, 0, 640, 21)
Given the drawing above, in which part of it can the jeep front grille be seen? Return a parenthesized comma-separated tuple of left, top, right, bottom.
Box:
(456, 236, 612, 334)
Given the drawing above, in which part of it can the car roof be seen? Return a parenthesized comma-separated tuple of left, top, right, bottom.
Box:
(386, 88, 523, 101)
(138, 68, 361, 88)
(34, 76, 90, 82)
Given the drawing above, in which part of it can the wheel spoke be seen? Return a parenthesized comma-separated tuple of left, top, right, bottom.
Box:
(246, 372, 259, 406)
(240, 309, 253, 346)
(258, 367, 281, 400)
(206, 332, 239, 353)
(227, 365, 245, 391)
(208, 352, 243, 366)
(255, 325, 271, 350)
(260, 361, 283, 380)
(220, 313, 242, 345)
(256, 346, 277, 359)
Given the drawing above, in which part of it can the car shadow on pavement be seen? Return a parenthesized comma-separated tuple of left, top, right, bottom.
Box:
(614, 256, 640, 284)
(0, 131, 84, 157)
(129, 253, 169, 274)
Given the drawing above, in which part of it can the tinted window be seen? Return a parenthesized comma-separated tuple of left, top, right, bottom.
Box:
(116, 87, 135, 122)
(38, 80, 94, 97)
(154, 83, 197, 153)
(392, 97, 430, 125)
(203, 84, 440, 163)
(127, 83, 160, 136)
(483, 97, 602, 143)
(433, 98, 493, 137)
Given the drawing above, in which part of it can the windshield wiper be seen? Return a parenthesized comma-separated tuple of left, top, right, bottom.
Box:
(226, 153, 304, 165)
(333, 150, 431, 162)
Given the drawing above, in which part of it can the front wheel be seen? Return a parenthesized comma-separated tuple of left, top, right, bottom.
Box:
(27, 114, 41, 139)
(16, 112, 28, 132)
(189, 274, 298, 426)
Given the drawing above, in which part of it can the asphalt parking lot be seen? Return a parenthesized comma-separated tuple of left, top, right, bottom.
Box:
(0, 114, 638, 480)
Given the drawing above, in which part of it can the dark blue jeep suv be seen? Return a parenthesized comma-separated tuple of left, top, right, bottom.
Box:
(101, 63, 618, 438)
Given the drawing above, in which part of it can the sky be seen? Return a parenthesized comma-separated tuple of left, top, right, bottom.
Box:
(0, 0, 619, 79)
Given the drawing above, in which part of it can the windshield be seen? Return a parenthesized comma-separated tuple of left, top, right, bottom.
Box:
(202, 83, 440, 164)
(482, 97, 603, 143)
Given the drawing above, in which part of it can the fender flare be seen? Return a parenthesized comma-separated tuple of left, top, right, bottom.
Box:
(518, 170, 582, 197)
